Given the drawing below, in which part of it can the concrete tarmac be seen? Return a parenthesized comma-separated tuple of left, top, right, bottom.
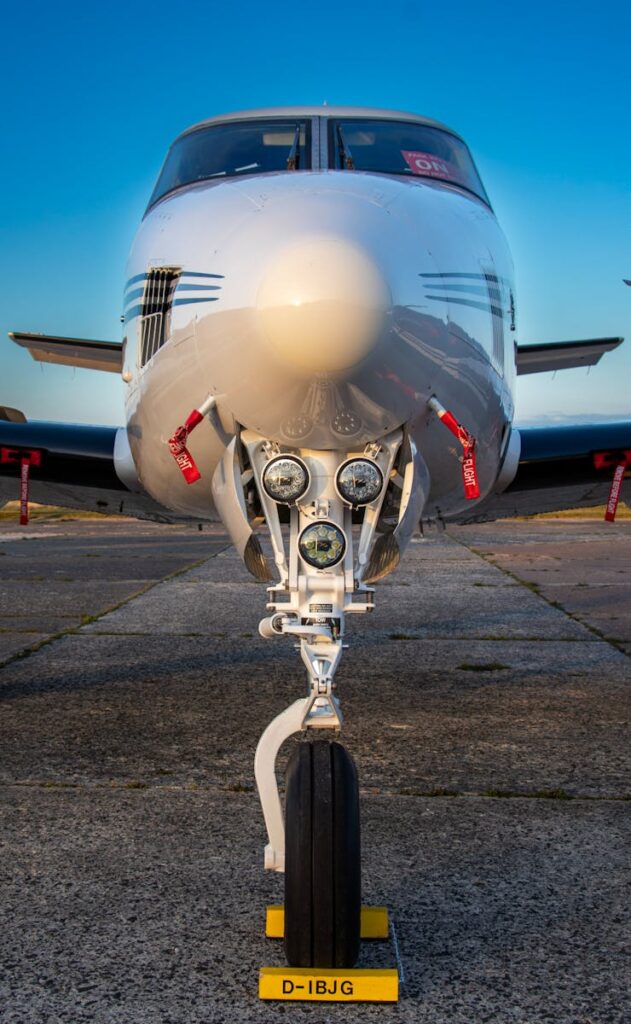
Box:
(0, 515, 629, 1023)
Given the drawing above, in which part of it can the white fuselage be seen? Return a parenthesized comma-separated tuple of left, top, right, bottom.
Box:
(121, 169, 516, 522)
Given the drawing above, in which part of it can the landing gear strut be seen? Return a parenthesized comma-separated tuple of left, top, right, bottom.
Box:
(223, 426, 429, 970)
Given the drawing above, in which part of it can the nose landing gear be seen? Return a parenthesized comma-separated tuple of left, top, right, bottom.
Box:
(240, 427, 428, 977)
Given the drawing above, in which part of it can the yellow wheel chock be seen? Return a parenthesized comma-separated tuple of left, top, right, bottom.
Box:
(259, 905, 400, 1003)
(259, 966, 399, 1002)
(265, 904, 389, 940)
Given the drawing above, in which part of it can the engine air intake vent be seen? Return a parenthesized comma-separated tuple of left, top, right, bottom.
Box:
(139, 267, 181, 367)
(483, 268, 505, 376)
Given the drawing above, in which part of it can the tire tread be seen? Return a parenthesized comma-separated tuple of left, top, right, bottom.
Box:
(284, 739, 360, 968)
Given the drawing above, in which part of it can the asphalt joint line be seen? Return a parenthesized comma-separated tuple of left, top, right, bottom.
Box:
(449, 533, 630, 658)
(0, 548, 230, 672)
(3, 780, 629, 801)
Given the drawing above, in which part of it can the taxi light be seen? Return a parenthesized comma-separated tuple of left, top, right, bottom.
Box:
(262, 456, 310, 504)
(336, 458, 384, 506)
(298, 522, 346, 569)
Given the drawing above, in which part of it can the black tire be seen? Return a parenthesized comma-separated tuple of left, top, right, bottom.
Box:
(284, 739, 361, 968)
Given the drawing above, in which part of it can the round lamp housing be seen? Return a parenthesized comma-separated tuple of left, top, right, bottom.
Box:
(298, 522, 346, 569)
(262, 456, 310, 505)
(336, 458, 384, 507)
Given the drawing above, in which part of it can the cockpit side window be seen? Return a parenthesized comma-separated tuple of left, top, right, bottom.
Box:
(328, 119, 489, 205)
(148, 119, 312, 208)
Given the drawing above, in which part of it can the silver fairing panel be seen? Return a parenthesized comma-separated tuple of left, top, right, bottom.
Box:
(123, 170, 515, 521)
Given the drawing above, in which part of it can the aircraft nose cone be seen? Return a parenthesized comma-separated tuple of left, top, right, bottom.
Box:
(256, 236, 390, 375)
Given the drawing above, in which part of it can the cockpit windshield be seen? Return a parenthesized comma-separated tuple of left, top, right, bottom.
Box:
(148, 119, 312, 207)
(329, 119, 489, 204)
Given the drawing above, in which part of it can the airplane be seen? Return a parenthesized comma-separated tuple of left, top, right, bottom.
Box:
(2, 106, 630, 971)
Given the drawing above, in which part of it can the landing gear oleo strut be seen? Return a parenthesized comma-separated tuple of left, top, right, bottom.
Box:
(169, 408, 429, 999)
(168, 395, 477, 1000)
(217, 427, 427, 1001)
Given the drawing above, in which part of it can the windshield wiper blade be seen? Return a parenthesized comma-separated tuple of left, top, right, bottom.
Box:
(337, 125, 354, 170)
(287, 124, 301, 170)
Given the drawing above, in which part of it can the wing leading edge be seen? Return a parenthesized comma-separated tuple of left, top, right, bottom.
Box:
(515, 337, 622, 375)
(0, 418, 179, 522)
(10, 332, 123, 373)
(11, 335, 621, 378)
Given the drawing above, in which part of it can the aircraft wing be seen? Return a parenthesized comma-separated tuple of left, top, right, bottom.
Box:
(0, 415, 180, 522)
(455, 421, 631, 523)
(9, 331, 123, 373)
(515, 337, 622, 375)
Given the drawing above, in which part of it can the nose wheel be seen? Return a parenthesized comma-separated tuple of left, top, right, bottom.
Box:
(284, 739, 361, 968)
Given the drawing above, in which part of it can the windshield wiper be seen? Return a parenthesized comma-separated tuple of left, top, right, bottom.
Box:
(287, 124, 301, 170)
(337, 125, 354, 170)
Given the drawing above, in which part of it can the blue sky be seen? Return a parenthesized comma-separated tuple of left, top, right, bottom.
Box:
(1, 0, 629, 426)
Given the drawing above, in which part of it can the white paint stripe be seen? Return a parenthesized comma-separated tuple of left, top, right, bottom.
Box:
(0, 532, 52, 541)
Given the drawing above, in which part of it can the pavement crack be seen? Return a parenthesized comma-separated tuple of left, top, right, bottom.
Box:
(450, 532, 630, 657)
(2, 781, 629, 801)
(0, 551, 228, 671)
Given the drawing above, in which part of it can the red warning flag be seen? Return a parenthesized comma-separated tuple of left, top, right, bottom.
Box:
(429, 400, 480, 500)
(20, 458, 30, 525)
(460, 444, 480, 501)
(593, 451, 630, 523)
(0, 447, 43, 525)
(605, 461, 627, 522)
(167, 396, 216, 484)
(168, 410, 203, 484)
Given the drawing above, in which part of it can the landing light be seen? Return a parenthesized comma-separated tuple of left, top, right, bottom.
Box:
(262, 456, 310, 505)
(336, 458, 384, 506)
(298, 522, 346, 569)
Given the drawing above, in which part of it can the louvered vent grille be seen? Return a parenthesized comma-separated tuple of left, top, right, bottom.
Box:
(484, 270, 505, 375)
(139, 268, 181, 367)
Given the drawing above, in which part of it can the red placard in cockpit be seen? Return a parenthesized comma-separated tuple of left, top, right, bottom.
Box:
(401, 150, 463, 183)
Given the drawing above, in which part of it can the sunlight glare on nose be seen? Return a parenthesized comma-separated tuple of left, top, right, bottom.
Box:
(257, 236, 390, 375)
